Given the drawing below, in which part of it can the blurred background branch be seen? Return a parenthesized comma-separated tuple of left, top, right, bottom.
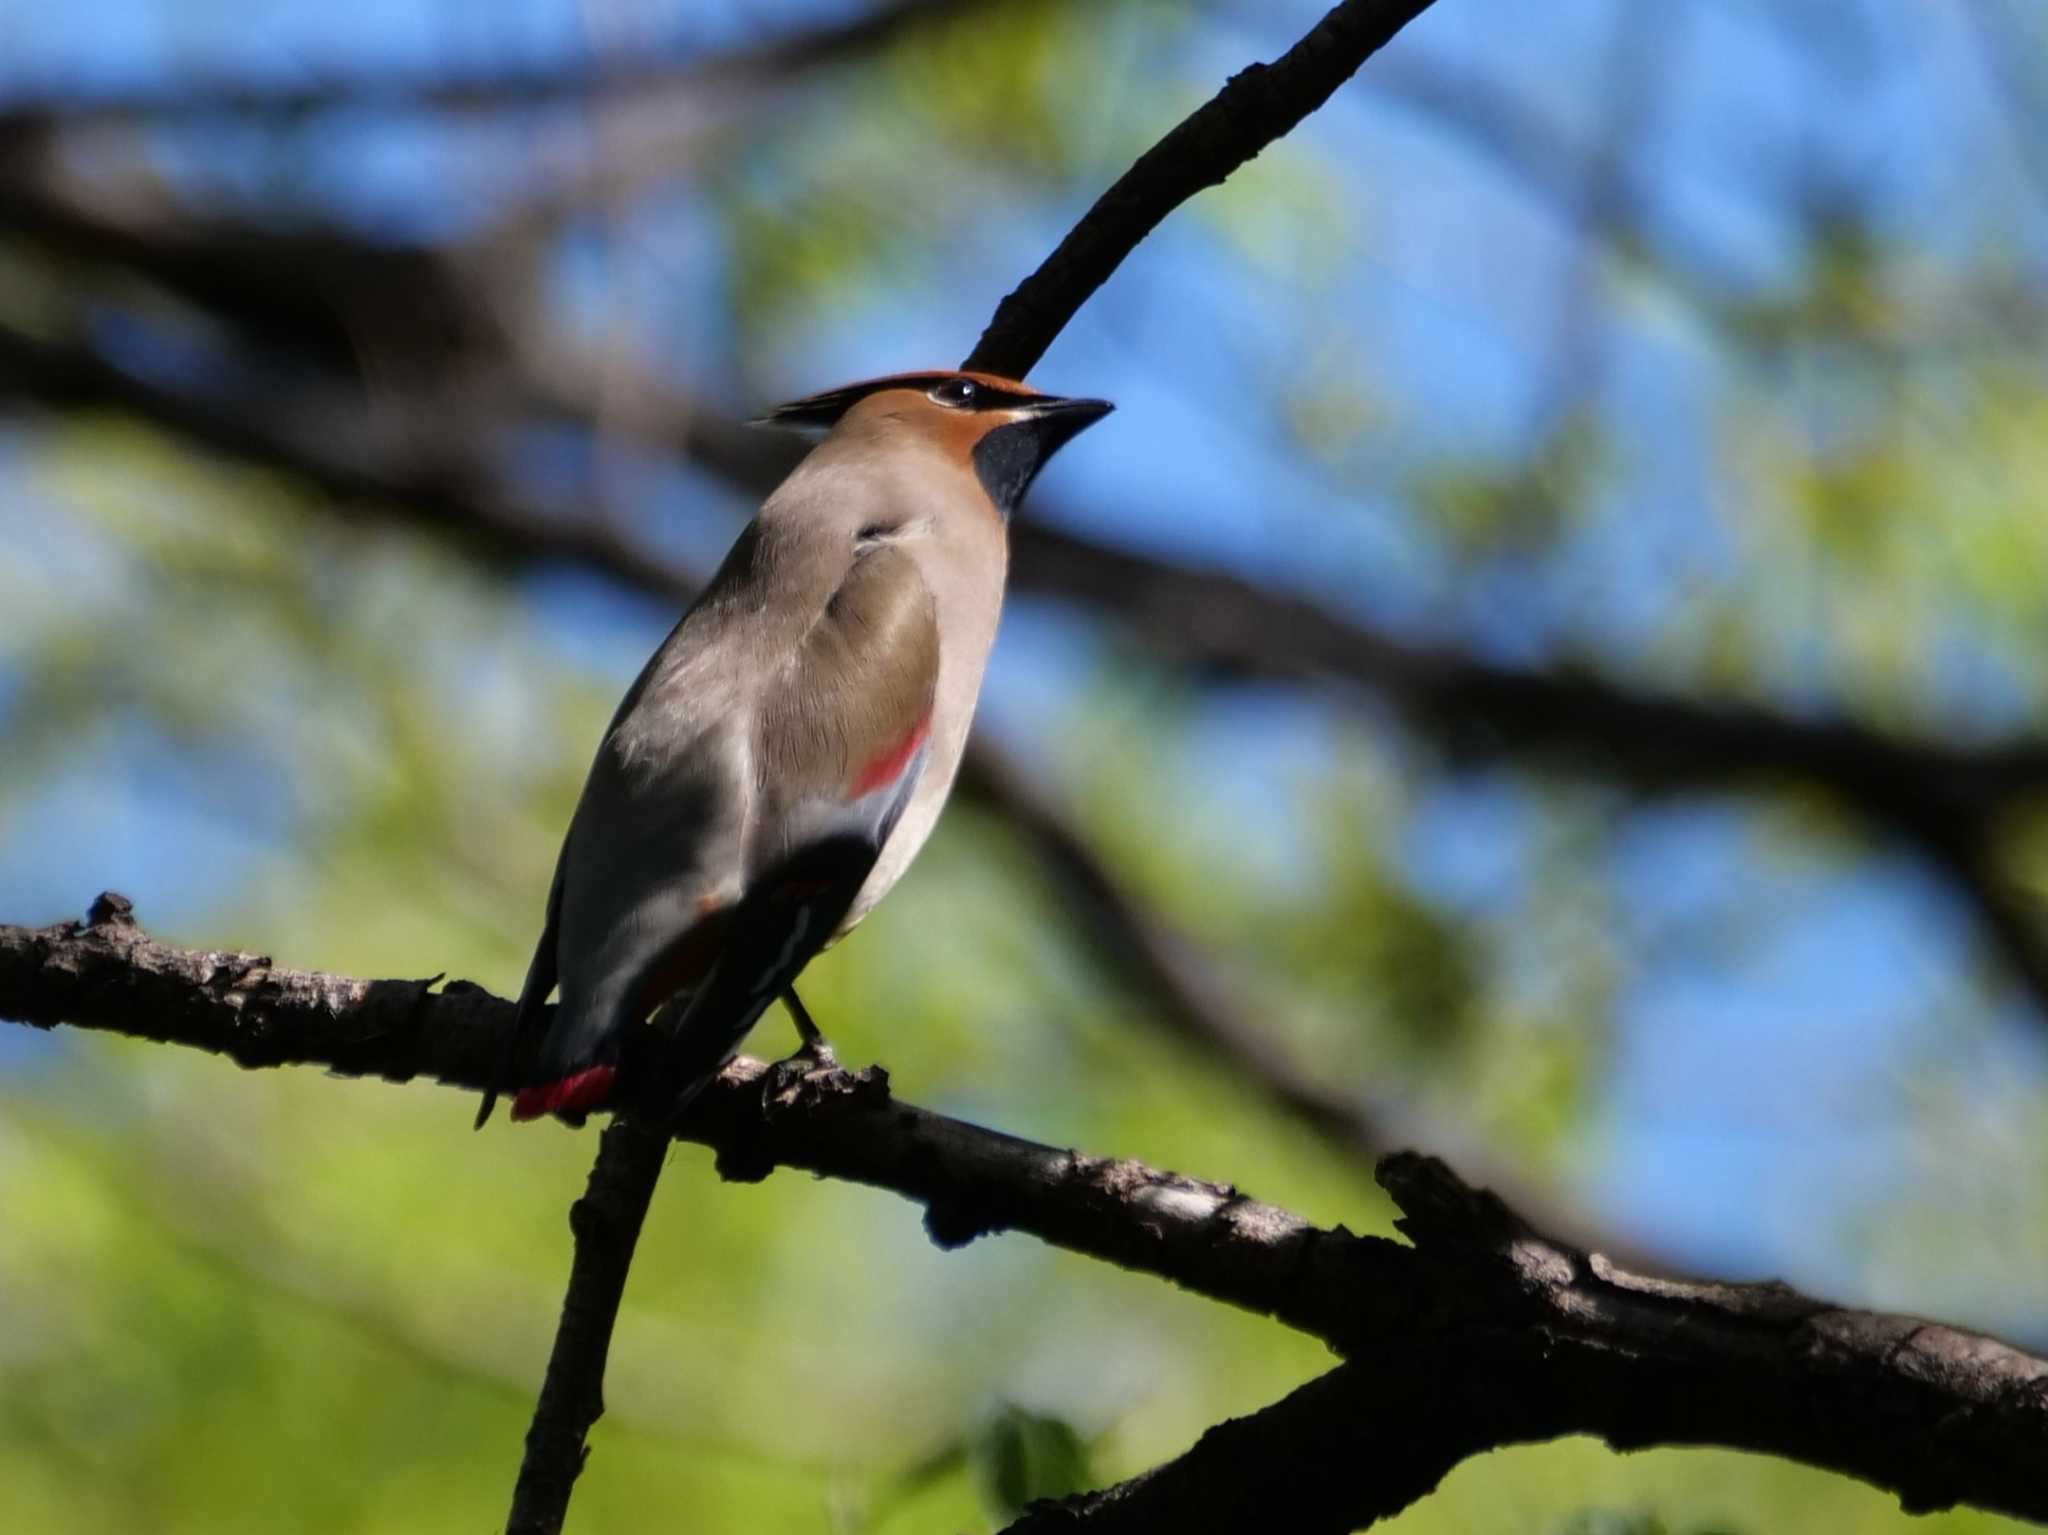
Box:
(0, 0, 1026, 134)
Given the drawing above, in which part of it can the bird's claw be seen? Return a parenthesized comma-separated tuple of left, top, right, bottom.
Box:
(793, 1035, 839, 1072)
(760, 1038, 841, 1108)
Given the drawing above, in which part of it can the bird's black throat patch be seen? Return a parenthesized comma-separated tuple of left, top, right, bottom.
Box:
(970, 420, 1048, 517)
(971, 401, 1108, 516)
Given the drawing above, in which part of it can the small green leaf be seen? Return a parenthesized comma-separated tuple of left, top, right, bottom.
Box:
(968, 1405, 1094, 1519)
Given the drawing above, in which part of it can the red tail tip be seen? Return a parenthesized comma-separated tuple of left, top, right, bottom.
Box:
(511, 1065, 618, 1121)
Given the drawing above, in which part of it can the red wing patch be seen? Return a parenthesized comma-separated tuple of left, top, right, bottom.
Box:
(851, 712, 932, 798)
(511, 1065, 617, 1122)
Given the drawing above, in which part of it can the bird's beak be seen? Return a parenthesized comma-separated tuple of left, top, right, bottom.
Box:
(1018, 394, 1114, 450)
(970, 392, 1113, 515)
(1023, 395, 1115, 423)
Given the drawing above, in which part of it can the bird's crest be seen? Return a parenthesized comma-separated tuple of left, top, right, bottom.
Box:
(754, 370, 1041, 433)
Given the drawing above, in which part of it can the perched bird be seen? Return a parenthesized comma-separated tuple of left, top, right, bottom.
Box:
(477, 370, 1112, 1126)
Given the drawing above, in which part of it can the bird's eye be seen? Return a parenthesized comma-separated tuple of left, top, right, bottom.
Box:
(929, 378, 979, 409)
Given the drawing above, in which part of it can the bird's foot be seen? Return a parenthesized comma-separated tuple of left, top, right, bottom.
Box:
(761, 1040, 840, 1107)
(778, 987, 839, 1072)
(790, 1032, 840, 1072)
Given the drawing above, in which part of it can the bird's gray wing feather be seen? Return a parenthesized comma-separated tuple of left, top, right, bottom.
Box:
(752, 541, 940, 866)
(658, 542, 940, 1093)
(473, 848, 567, 1126)
(518, 536, 938, 1098)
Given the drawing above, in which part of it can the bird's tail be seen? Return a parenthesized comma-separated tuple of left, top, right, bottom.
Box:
(474, 964, 553, 1129)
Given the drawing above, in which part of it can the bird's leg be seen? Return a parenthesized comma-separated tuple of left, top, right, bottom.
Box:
(781, 986, 838, 1070)
(757, 988, 839, 1109)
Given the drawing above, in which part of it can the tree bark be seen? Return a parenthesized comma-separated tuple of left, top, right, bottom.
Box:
(5, 900, 2045, 1528)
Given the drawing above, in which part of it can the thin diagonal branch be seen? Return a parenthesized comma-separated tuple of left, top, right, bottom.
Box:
(507, 1122, 669, 1535)
(961, 0, 1442, 378)
(4, 902, 2045, 1527)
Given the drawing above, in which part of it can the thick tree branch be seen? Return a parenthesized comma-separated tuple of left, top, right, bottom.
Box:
(1004, 1148, 2048, 1531)
(0, 900, 1406, 1338)
(4, 901, 2044, 1526)
(961, 0, 1441, 378)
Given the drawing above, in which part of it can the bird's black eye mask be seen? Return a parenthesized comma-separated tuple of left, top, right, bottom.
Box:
(756, 372, 1040, 431)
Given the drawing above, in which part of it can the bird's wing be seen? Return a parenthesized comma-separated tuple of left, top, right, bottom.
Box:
(472, 850, 566, 1127)
(755, 541, 942, 868)
(497, 545, 761, 1115)
(654, 542, 941, 1099)
(504, 540, 940, 1120)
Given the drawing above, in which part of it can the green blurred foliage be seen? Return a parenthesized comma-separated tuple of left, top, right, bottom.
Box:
(1555, 1512, 1739, 1535)
(969, 1405, 1095, 1519)
(1698, 214, 2048, 722)
(5, 1, 2048, 1532)
(718, 0, 1188, 352)
(1412, 411, 1608, 568)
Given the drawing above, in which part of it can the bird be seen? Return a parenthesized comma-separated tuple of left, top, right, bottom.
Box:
(476, 370, 1112, 1127)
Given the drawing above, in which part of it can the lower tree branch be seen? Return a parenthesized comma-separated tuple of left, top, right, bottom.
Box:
(507, 1121, 669, 1535)
(4, 899, 2045, 1527)
(1008, 1150, 2048, 1529)
(999, 1354, 1471, 1533)
(999, 1166, 2048, 1532)
(1005, 1257, 2048, 1534)
(0, 897, 1405, 1339)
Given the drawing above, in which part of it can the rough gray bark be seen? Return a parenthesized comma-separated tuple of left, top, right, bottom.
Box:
(1005, 1155, 2048, 1530)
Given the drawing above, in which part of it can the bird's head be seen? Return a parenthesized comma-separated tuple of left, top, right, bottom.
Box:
(757, 370, 1113, 517)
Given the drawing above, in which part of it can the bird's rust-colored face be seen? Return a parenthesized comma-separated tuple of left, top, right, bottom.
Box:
(762, 370, 1113, 517)
(760, 369, 1041, 433)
